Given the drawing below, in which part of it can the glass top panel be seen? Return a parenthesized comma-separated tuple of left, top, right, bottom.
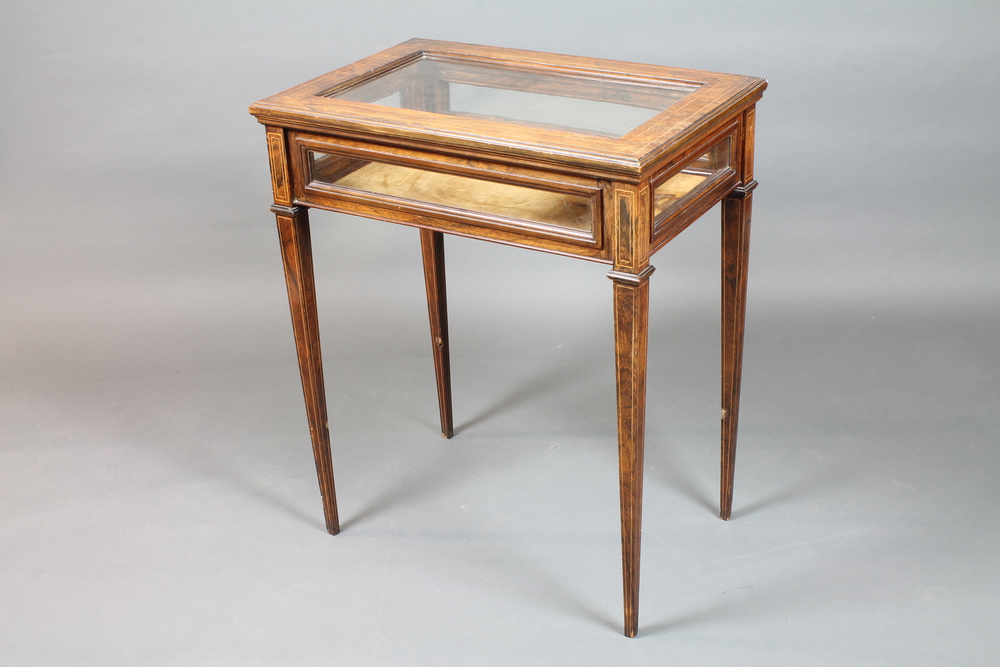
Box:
(323, 55, 697, 138)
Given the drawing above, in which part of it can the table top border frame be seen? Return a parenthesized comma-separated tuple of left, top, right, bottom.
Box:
(250, 39, 767, 177)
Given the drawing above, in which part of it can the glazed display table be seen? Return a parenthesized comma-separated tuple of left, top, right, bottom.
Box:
(250, 39, 766, 637)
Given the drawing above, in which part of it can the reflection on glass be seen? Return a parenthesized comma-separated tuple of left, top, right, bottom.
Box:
(309, 151, 593, 233)
(324, 55, 696, 138)
(653, 138, 731, 223)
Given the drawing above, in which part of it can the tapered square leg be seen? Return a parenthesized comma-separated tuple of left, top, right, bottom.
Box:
(419, 229, 454, 439)
(275, 204, 340, 535)
(609, 267, 653, 638)
(720, 190, 753, 521)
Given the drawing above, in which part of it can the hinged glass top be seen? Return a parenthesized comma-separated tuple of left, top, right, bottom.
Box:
(323, 55, 698, 138)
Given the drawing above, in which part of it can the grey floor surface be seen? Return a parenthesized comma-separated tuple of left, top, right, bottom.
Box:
(4, 216, 1000, 665)
(3, 1, 1000, 664)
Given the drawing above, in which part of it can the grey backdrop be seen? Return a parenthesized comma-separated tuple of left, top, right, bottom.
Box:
(2, 1, 998, 664)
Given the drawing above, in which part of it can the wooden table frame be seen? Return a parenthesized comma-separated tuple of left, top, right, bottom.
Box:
(251, 39, 765, 637)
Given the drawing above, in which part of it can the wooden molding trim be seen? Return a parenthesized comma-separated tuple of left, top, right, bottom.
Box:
(726, 179, 758, 200)
(270, 203, 307, 217)
(607, 265, 656, 285)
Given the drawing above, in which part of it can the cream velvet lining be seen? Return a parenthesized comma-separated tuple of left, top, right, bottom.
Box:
(652, 172, 707, 220)
(334, 162, 592, 231)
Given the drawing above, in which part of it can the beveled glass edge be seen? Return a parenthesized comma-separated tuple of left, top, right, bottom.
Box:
(316, 51, 703, 103)
(315, 51, 424, 99)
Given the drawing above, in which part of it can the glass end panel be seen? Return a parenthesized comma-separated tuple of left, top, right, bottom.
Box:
(309, 151, 593, 234)
(323, 55, 695, 138)
(653, 137, 731, 223)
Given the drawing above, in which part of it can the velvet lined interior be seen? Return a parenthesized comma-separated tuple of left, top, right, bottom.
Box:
(331, 162, 593, 232)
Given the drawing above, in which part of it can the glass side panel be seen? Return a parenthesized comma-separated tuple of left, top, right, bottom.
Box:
(323, 55, 696, 138)
(653, 137, 731, 224)
(309, 151, 593, 234)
